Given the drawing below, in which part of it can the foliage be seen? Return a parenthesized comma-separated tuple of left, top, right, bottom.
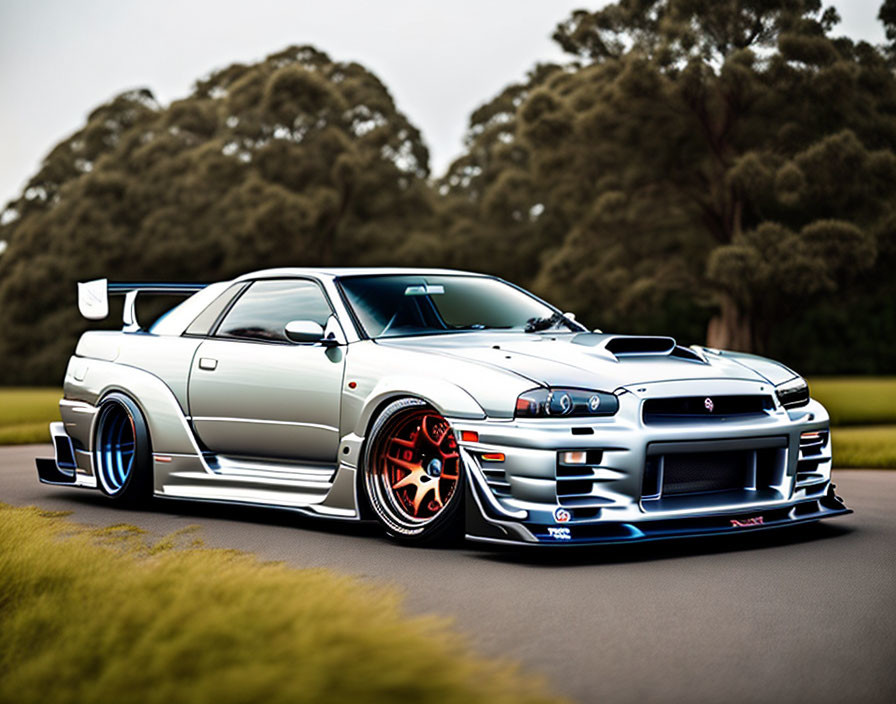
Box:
(0, 504, 565, 704)
(3, 5, 896, 381)
(0, 46, 439, 384)
(442, 0, 896, 361)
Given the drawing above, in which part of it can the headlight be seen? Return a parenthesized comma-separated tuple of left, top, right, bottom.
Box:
(776, 377, 810, 409)
(515, 388, 619, 418)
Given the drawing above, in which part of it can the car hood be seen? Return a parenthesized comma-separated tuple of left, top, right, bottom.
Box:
(376, 332, 795, 391)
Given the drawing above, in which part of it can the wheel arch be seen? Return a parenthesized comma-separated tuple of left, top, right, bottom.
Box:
(352, 376, 485, 440)
(67, 358, 203, 458)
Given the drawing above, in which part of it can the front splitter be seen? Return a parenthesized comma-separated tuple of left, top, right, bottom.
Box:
(466, 492, 851, 547)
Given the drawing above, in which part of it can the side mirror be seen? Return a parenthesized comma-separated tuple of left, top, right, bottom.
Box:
(284, 320, 326, 344)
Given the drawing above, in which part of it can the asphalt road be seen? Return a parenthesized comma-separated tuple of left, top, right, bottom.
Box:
(2, 445, 894, 704)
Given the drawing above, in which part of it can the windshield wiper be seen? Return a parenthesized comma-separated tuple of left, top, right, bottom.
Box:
(524, 312, 568, 333)
(451, 324, 512, 331)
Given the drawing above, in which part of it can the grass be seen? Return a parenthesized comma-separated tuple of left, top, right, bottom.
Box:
(830, 426, 896, 469)
(0, 387, 60, 445)
(808, 377, 896, 426)
(0, 383, 893, 466)
(0, 503, 565, 704)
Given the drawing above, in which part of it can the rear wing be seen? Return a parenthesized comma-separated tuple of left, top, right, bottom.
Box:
(78, 278, 206, 330)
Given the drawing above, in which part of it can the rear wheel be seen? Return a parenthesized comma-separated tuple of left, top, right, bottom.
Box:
(94, 393, 152, 504)
(363, 398, 464, 545)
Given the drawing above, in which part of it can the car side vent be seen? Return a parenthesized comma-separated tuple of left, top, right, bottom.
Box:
(796, 430, 830, 492)
(480, 466, 512, 498)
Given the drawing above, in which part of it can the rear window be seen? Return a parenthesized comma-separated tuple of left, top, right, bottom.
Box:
(184, 283, 248, 337)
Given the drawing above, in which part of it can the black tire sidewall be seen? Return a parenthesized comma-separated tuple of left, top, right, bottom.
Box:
(94, 392, 153, 504)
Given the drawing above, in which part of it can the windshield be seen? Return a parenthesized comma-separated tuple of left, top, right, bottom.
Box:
(338, 274, 581, 339)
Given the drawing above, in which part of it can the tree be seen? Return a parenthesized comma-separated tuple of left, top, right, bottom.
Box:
(443, 0, 896, 354)
(882, 0, 896, 61)
(0, 46, 438, 383)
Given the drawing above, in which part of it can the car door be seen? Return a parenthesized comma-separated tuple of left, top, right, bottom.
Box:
(188, 278, 345, 463)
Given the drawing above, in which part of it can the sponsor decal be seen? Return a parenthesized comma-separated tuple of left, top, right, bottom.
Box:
(547, 527, 571, 540)
(704, 397, 714, 412)
(553, 507, 571, 523)
(731, 516, 764, 528)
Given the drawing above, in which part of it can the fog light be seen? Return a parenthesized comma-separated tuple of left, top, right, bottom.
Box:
(481, 453, 505, 462)
(561, 451, 587, 464)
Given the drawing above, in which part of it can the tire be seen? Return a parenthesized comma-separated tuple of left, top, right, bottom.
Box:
(363, 398, 465, 545)
(93, 392, 153, 505)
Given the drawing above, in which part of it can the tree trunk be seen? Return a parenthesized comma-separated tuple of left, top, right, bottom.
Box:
(706, 294, 752, 351)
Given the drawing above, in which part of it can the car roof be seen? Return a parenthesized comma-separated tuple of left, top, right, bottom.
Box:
(152, 267, 493, 337)
(233, 267, 489, 281)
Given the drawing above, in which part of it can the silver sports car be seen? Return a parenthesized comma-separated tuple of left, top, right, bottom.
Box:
(37, 268, 850, 545)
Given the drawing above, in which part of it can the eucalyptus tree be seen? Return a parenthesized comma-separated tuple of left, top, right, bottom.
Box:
(444, 0, 896, 355)
(0, 46, 436, 383)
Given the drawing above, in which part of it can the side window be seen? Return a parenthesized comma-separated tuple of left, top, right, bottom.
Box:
(184, 283, 248, 337)
(215, 279, 333, 343)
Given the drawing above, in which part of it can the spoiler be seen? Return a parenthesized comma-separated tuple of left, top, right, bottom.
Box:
(78, 278, 206, 330)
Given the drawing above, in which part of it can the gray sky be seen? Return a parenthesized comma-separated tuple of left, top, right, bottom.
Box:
(0, 0, 888, 206)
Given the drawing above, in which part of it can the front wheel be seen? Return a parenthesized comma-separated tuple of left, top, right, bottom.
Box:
(363, 398, 465, 545)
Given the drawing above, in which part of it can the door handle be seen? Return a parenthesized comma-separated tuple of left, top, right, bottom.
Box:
(198, 357, 218, 371)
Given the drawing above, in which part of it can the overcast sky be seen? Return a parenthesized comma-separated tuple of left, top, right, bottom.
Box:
(0, 0, 888, 206)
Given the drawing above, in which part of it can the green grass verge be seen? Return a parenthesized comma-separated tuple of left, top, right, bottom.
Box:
(808, 377, 896, 426)
(0, 387, 60, 445)
(0, 504, 565, 704)
(831, 426, 896, 469)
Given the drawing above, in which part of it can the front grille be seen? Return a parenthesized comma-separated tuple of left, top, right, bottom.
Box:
(661, 451, 751, 495)
(643, 395, 774, 423)
(642, 436, 788, 503)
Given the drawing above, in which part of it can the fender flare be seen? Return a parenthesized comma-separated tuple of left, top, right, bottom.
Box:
(352, 375, 486, 438)
(69, 358, 202, 457)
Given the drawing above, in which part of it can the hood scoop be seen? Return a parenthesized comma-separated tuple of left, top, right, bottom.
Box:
(572, 334, 678, 358)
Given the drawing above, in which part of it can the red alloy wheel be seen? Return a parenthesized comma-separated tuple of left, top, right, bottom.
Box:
(374, 409, 461, 522)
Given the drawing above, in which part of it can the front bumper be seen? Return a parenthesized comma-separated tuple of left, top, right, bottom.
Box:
(453, 388, 851, 546)
(464, 481, 850, 545)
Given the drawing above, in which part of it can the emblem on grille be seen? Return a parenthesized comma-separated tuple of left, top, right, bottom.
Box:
(588, 395, 601, 411)
(553, 507, 571, 523)
(704, 397, 714, 412)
